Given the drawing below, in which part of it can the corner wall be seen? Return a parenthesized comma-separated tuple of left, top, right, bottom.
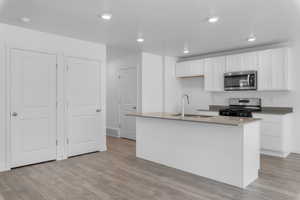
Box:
(141, 53, 164, 112)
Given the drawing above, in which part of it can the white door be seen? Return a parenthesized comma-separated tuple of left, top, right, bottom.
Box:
(10, 49, 57, 168)
(66, 57, 102, 157)
(119, 68, 137, 140)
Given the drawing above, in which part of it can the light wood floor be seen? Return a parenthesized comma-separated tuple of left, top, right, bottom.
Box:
(1, 136, 300, 200)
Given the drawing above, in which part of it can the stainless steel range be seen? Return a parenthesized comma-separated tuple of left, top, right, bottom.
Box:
(219, 98, 261, 118)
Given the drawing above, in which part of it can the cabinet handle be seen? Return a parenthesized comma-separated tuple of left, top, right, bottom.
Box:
(96, 109, 101, 112)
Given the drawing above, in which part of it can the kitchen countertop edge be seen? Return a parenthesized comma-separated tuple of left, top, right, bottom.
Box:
(127, 112, 261, 126)
(197, 105, 294, 115)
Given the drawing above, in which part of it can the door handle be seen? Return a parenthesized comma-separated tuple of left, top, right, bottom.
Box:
(11, 112, 18, 117)
(96, 109, 101, 112)
(132, 106, 137, 110)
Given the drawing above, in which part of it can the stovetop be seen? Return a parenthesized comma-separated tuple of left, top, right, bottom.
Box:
(219, 107, 258, 118)
(218, 98, 262, 118)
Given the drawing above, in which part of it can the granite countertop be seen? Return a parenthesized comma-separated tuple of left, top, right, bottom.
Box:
(127, 112, 260, 126)
(198, 105, 294, 115)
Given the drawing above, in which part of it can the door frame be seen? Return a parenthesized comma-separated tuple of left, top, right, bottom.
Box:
(64, 55, 103, 158)
(118, 66, 137, 139)
(5, 45, 59, 170)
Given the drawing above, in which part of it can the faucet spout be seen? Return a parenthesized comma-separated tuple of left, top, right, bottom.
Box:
(181, 94, 190, 117)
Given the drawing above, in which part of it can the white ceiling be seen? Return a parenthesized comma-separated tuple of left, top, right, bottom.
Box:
(0, 0, 298, 57)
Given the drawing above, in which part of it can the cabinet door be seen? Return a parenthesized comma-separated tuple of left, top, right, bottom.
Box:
(241, 52, 258, 71)
(272, 48, 288, 90)
(204, 57, 226, 91)
(175, 62, 189, 77)
(258, 48, 289, 91)
(190, 60, 204, 75)
(258, 50, 273, 90)
(175, 60, 204, 77)
(226, 52, 258, 72)
(226, 54, 242, 72)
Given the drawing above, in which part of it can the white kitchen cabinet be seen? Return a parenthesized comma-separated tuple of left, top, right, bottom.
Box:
(258, 48, 291, 91)
(204, 56, 226, 91)
(253, 113, 292, 157)
(226, 52, 258, 72)
(175, 59, 204, 78)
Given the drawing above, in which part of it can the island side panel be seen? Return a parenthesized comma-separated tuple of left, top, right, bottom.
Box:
(136, 117, 245, 188)
(242, 121, 260, 188)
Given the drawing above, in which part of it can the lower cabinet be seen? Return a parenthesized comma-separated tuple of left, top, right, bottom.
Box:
(197, 111, 292, 158)
(253, 113, 292, 158)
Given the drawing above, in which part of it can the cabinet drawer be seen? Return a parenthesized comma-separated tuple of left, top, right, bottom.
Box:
(261, 135, 283, 151)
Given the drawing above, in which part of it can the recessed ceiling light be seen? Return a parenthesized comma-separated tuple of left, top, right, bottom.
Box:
(247, 35, 256, 42)
(207, 16, 219, 24)
(183, 48, 190, 54)
(136, 37, 144, 43)
(100, 13, 112, 20)
(21, 17, 31, 23)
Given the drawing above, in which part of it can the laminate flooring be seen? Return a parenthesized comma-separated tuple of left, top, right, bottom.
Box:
(1, 136, 300, 200)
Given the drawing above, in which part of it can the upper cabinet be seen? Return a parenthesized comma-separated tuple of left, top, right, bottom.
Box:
(226, 52, 258, 72)
(175, 59, 204, 78)
(204, 56, 226, 91)
(258, 48, 291, 91)
(175, 47, 291, 92)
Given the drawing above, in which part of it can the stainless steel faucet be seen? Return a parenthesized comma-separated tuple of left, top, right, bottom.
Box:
(181, 94, 190, 117)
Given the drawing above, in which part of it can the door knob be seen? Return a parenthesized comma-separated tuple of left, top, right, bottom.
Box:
(11, 112, 18, 117)
(96, 109, 101, 112)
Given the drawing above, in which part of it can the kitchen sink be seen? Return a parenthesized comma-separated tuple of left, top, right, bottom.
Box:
(170, 113, 214, 118)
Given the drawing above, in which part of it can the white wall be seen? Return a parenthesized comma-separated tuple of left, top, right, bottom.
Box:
(164, 56, 182, 113)
(141, 53, 164, 112)
(0, 42, 5, 171)
(106, 46, 141, 136)
(0, 23, 106, 171)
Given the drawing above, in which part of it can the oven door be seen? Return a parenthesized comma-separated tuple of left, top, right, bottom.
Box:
(224, 71, 257, 91)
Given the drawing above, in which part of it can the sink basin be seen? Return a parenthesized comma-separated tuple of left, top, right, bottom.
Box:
(170, 113, 214, 118)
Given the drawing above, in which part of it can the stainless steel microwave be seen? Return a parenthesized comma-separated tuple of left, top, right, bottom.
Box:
(224, 71, 257, 91)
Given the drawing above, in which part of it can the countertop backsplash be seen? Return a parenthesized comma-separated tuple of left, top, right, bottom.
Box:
(179, 77, 293, 112)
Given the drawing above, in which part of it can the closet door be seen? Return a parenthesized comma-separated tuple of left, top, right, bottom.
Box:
(10, 49, 57, 168)
(66, 57, 102, 157)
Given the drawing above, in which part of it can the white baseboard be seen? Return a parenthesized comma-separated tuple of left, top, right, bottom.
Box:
(106, 127, 120, 138)
(0, 167, 10, 173)
(261, 149, 290, 158)
(291, 148, 300, 155)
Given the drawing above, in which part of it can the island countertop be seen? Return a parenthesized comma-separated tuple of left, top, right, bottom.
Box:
(128, 112, 260, 126)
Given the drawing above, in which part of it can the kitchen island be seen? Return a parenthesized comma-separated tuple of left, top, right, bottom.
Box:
(128, 112, 261, 188)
